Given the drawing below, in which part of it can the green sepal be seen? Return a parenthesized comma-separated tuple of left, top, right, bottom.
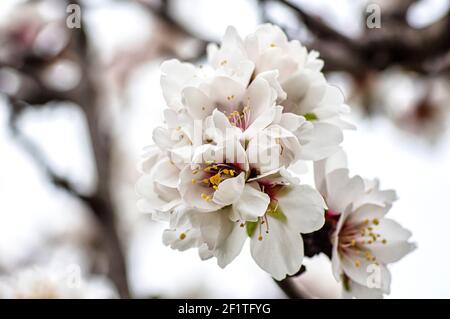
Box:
(246, 221, 258, 238)
(266, 204, 287, 223)
(304, 112, 318, 121)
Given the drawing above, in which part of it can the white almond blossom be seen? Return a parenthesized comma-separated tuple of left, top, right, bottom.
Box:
(137, 24, 368, 281)
(314, 149, 416, 298)
(187, 169, 326, 280)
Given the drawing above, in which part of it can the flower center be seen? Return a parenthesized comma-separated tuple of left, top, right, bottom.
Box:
(191, 162, 239, 202)
(223, 98, 251, 131)
(339, 217, 388, 268)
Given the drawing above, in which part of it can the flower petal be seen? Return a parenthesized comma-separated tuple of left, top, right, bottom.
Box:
(250, 216, 304, 280)
(213, 172, 246, 206)
(233, 182, 270, 221)
(276, 184, 326, 233)
(369, 218, 416, 264)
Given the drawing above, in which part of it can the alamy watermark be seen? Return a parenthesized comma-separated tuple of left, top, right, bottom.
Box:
(66, 4, 81, 29)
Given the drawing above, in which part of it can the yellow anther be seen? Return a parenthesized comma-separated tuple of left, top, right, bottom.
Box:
(258, 235, 263, 241)
(192, 169, 198, 175)
(364, 219, 369, 225)
(191, 178, 197, 184)
(229, 170, 235, 176)
(222, 169, 230, 175)
(209, 173, 222, 186)
(179, 233, 186, 240)
(355, 260, 361, 268)
(213, 185, 218, 190)
(350, 239, 356, 247)
(373, 218, 380, 225)
(202, 178, 209, 184)
(201, 193, 208, 199)
(220, 59, 228, 66)
(270, 43, 276, 48)
(382, 239, 387, 244)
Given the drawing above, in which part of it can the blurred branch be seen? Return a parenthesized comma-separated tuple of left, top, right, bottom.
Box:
(266, 0, 450, 75)
(7, 99, 89, 201)
(134, 0, 210, 61)
(1, 0, 130, 298)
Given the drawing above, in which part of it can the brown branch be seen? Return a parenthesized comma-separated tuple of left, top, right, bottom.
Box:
(275, 278, 307, 299)
(274, 266, 312, 299)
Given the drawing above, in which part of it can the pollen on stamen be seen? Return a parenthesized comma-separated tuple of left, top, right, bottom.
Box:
(258, 235, 263, 241)
(191, 178, 197, 184)
(179, 233, 186, 240)
(201, 193, 212, 202)
(373, 218, 380, 225)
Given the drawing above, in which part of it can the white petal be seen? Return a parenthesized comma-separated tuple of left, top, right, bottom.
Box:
(233, 183, 270, 221)
(151, 157, 180, 188)
(160, 59, 197, 110)
(340, 251, 391, 294)
(313, 147, 348, 197)
(255, 70, 287, 101)
(250, 216, 304, 280)
(136, 174, 180, 213)
(342, 280, 384, 299)
(178, 165, 221, 212)
(276, 184, 326, 233)
(162, 228, 200, 251)
(209, 76, 246, 114)
(245, 76, 276, 124)
(191, 208, 247, 267)
(298, 122, 343, 161)
(183, 87, 214, 119)
(213, 172, 246, 206)
(326, 169, 365, 213)
(369, 218, 416, 264)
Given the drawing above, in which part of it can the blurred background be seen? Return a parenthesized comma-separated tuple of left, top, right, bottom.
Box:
(0, 0, 449, 298)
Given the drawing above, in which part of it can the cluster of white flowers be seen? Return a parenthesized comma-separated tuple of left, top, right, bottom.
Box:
(137, 24, 415, 297)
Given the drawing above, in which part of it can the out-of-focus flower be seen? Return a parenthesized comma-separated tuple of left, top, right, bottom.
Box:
(314, 149, 416, 298)
(0, 264, 118, 299)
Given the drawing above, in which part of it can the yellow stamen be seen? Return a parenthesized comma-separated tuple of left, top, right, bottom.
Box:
(209, 173, 222, 186)
(179, 233, 186, 240)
